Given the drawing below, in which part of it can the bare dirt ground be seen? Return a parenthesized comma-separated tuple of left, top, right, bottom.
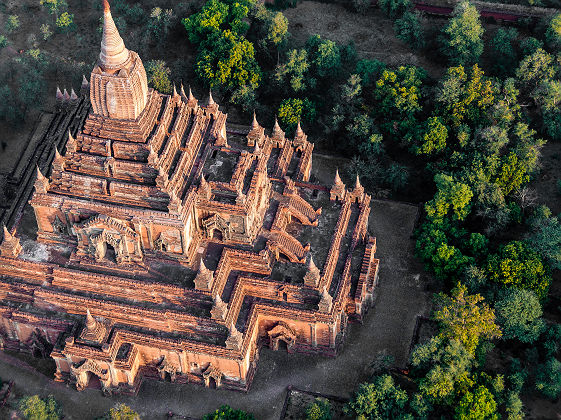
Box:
(283, 1, 445, 78)
(0, 193, 429, 420)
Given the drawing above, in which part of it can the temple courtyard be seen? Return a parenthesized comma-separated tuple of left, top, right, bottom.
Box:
(0, 193, 430, 419)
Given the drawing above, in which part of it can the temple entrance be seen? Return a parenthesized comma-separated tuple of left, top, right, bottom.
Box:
(212, 229, 223, 241)
(104, 242, 117, 263)
(277, 339, 289, 352)
(208, 377, 217, 389)
(87, 373, 102, 389)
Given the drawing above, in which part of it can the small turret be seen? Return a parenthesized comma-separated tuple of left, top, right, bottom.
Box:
(80, 75, 89, 95)
(0, 225, 22, 258)
(66, 131, 77, 153)
(247, 111, 265, 147)
(318, 287, 333, 312)
(34, 166, 49, 194)
(194, 259, 214, 291)
(329, 168, 346, 201)
(199, 175, 211, 200)
(225, 323, 243, 351)
(303, 254, 321, 287)
(211, 293, 228, 321)
(271, 117, 285, 146)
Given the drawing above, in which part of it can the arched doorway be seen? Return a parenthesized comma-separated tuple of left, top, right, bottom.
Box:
(105, 242, 117, 263)
(212, 229, 223, 241)
(208, 377, 217, 389)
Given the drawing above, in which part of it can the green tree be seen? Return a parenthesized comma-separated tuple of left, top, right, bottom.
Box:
(526, 206, 561, 270)
(274, 49, 311, 93)
(425, 174, 473, 223)
(306, 35, 341, 79)
(196, 30, 260, 90)
(344, 375, 412, 419)
(440, 1, 484, 66)
(410, 336, 474, 403)
(535, 358, 561, 400)
(394, 11, 425, 50)
(305, 398, 332, 420)
(546, 13, 561, 51)
(433, 283, 501, 354)
(254, 5, 288, 58)
(455, 385, 499, 420)
(436, 65, 495, 127)
(202, 405, 255, 420)
(490, 28, 518, 77)
(278, 98, 316, 131)
(519, 37, 543, 57)
(494, 288, 544, 343)
(373, 66, 426, 120)
(411, 116, 448, 155)
(487, 241, 551, 300)
(145, 60, 172, 94)
(18, 395, 62, 420)
(97, 404, 140, 420)
(515, 49, 555, 93)
(147, 7, 174, 43)
(0, 36, 7, 49)
(379, 0, 411, 19)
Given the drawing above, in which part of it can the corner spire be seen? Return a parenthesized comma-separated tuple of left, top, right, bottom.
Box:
(99, 0, 130, 70)
(252, 111, 259, 130)
(208, 90, 215, 106)
(355, 174, 362, 190)
(295, 121, 304, 138)
(3, 225, 12, 242)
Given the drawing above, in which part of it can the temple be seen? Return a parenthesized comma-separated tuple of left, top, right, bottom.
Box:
(0, 1, 379, 393)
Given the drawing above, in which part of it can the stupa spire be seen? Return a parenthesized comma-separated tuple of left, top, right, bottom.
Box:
(86, 308, 97, 330)
(3, 225, 13, 242)
(99, 0, 130, 70)
(355, 174, 362, 190)
(208, 90, 215, 106)
(334, 169, 342, 185)
(295, 121, 304, 138)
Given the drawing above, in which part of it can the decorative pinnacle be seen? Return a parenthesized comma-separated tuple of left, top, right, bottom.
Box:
(173, 84, 178, 97)
(308, 254, 318, 272)
(86, 308, 97, 330)
(188, 86, 195, 101)
(273, 117, 281, 133)
(103, 0, 110, 13)
(208, 90, 215, 106)
(199, 258, 210, 274)
(82, 74, 89, 86)
(295, 121, 304, 137)
(334, 168, 342, 185)
(251, 111, 259, 130)
(70, 88, 78, 101)
(214, 293, 223, 305)
(180, 83, 186, 98)
(54, 146, 62, 161)
(355, 174, 362, 190)
(3, 225, 12, 241)
(63, 88, 70, 101)
(36, 165, 46, 181)
(56, 86, 63, 100)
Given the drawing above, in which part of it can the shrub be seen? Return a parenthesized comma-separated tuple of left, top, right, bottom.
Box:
(305, 397, 332, 420)
(535, 357, 561, 400)
(5, 15, 20, 33)
(18, 395, 62, 420)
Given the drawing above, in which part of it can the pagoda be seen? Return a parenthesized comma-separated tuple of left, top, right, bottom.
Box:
(0, 1, 379, 393)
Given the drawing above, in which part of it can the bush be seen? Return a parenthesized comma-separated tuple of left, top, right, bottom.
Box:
(145, 60, 172, 94)
(96, 404, 140, 420)
(5, 15, 20, 33)
(535, 357, 561, 400)
(202, 405, 255, 420)
(0, 35, 7, 48)
(305, 397, 332, 420)
(18, 395, 62, 420)
(494, 288, 545, 343)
